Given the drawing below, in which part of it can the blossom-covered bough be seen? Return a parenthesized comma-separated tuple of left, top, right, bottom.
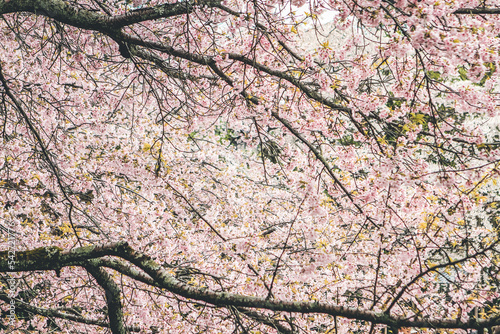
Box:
(0, 0, 500, 333)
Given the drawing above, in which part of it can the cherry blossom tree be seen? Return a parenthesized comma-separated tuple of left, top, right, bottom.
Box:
(1, 0, 500, 333)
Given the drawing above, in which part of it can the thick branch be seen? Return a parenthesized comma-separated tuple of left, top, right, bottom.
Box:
(2, 242, 500, 330)
(454, 8, 500, 14)
(0, 0, 107, 31)
(95, 258, 296, 333)
(85, 263, 127, 334)
(108, 0, 221, 27)
(0, 242, 127, 271)
(94, 257, 157, 287)
(0, 0, 221, 31)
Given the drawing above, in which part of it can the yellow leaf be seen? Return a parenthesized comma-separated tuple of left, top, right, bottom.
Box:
(411, 113, 426, 125)
(377, 137, 388, 145)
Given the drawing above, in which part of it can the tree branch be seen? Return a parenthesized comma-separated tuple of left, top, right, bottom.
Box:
(454, 8, 500, 15)
(0, 292, 141, 332)
(0, 0, 221, 31)
(385, 239, 500, 313)
(271, 112, 378, 227)
(107, 0, 221, 28)
(2, 242, 500, 330)
(85, 263, 127, 334)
